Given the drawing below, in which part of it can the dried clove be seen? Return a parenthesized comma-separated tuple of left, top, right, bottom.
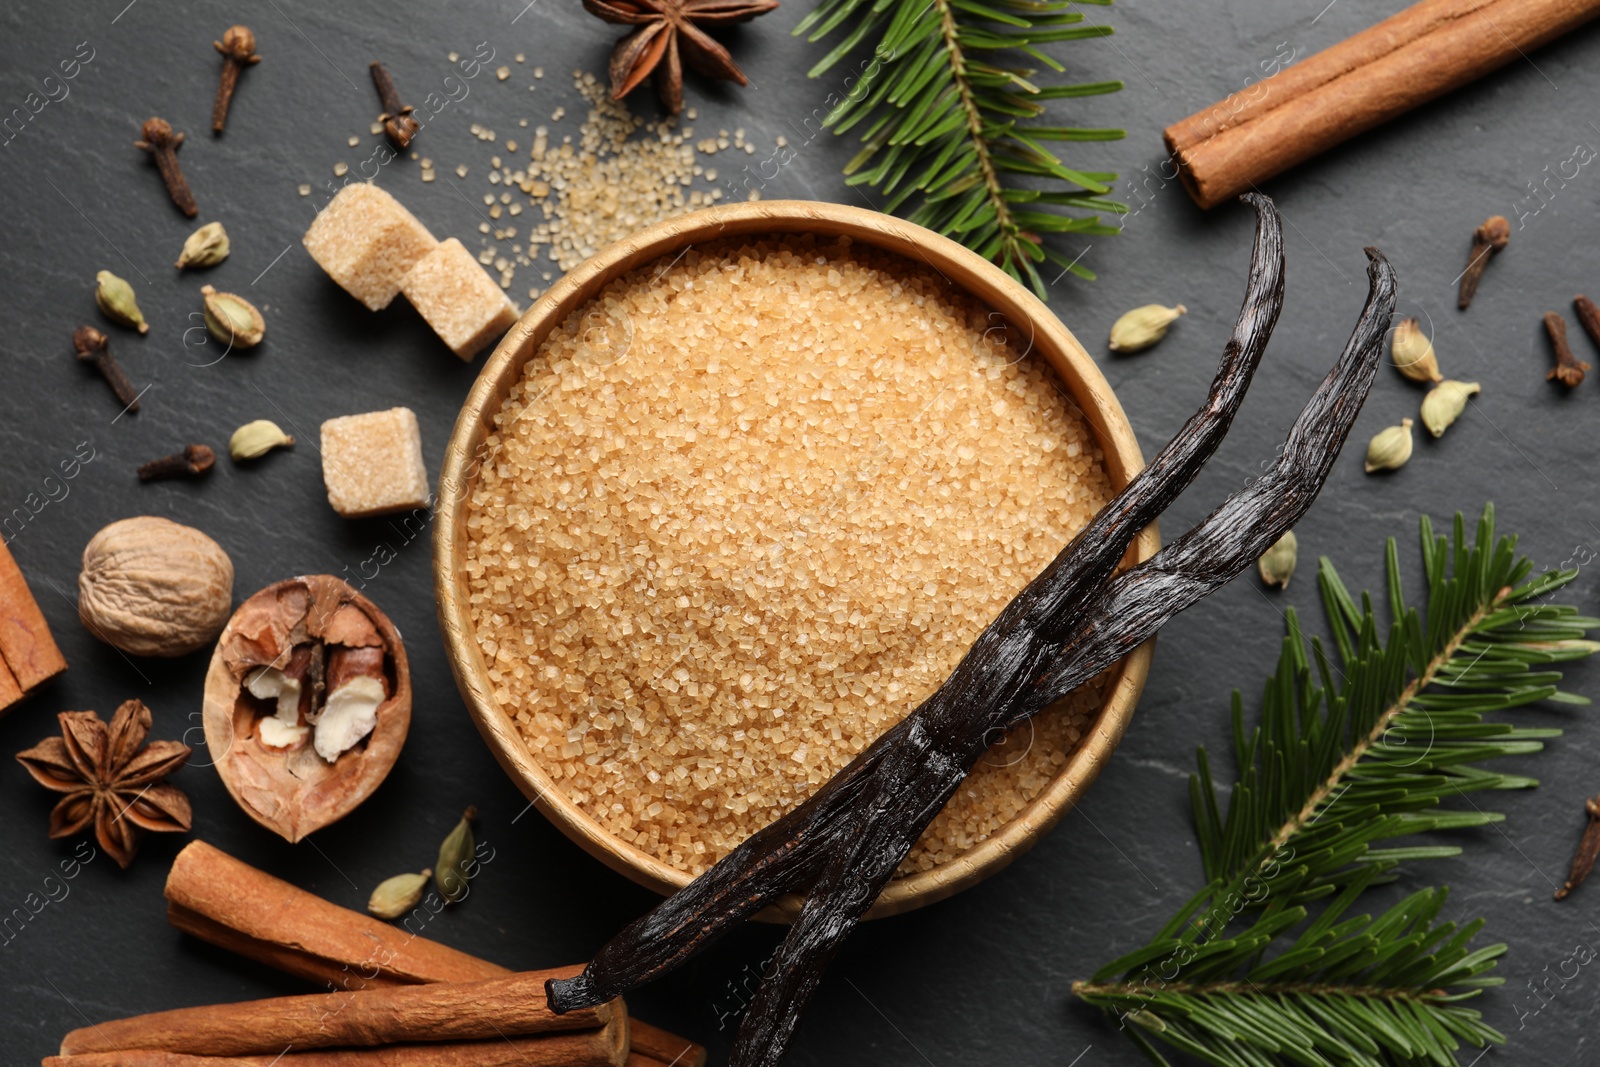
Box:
(138, 444, 217, 482)
(1574, 295, 1600, 352)
(1456, 215, 1508, 310)
(212, 25, 260, 134)
(73, 326, 141, 413)
(1555, 795, 1600, 901)
(370, 61, 419, 150)
(136, 117, 197, 217)
(1544, 311, 1589, 387)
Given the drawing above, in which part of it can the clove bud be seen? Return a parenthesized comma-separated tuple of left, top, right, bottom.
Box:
(1544, 311, 1589, 387)
(138, 444, 217, 482)
(1457, 215, 1509, 310)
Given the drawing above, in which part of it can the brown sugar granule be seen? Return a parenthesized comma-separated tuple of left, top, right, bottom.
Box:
(463, 236, 1112, 876)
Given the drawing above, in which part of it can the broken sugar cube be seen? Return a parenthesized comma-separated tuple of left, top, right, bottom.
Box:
(399, 237, 519, 360)
(302, 184, 437, 311)
(320, 408, 430, 519)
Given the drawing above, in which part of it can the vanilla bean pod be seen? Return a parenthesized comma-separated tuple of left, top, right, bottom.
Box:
(725, 245, 1396, 1067)
(548, 193, 1288, 1019)
(549, 198, 1397, 1067)
(1024, 246, 1396, 716)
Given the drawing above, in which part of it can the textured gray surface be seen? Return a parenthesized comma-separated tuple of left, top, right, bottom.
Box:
(4, 1, 1600, 1064)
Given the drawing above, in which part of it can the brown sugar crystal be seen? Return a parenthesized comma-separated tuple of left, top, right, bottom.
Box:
(303, 183, 437, 311)
(321, 408, 430, 519)
(463, 236, 1112, 876)
(400, 237, 519, 360)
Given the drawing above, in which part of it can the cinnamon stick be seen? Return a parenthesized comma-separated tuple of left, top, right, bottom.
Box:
(1164, 0, 1600, 209)
(629, 1020, 709, 1067)
(164, 842, 708, 1067)
(45, 1029, 624, 1067)
(165, 841, 501, 988)
(58, 971, 615, 1057)
(0, 537, 66, 710)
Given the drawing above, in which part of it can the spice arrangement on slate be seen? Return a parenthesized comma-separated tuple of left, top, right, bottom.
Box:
(9, 2, 1600, 1066)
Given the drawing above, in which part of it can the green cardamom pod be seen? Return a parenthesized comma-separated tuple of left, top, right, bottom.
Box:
(1390, 318, 1442, 383)
(1257, 530, 1298, 590)
(436, 806, 478, 904)
(1364, 417, 1414, 474)
(1420, 380, 1480, 438)
(1108, 304, 1187, 354)
(229, 419, 295, 462)
(202, 285, 265, 348)
(177, 221, 231, 269)
(95, 270, 149, 334)
(368, 868, 431, 920)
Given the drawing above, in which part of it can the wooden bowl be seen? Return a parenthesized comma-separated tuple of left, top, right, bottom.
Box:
(434, 201, 1158, 919)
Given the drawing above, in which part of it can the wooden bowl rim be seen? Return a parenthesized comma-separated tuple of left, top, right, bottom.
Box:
(433, 200, 1158, 919)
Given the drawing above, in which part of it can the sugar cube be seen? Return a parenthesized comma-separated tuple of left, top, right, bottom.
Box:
(302, 184, 437, 311)
(399, 238, 519, 360)
(320, 408, 430, 519)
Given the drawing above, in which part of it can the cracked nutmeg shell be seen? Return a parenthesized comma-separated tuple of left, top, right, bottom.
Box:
(78, 517, 234, 657)
(202, 575, 411, 842)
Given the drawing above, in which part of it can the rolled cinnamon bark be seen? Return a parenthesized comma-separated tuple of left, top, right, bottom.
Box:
(58, 971, 614, 1057)
(165, 841, 502, 988)
(44, 1028, 624, 1066)
(1165, 0, 1600, 209)
(629, 1020, 709, 1067)
(163, 841, 708, 1067)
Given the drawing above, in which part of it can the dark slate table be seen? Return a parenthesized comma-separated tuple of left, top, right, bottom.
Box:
(4, 1, 1600, 1063)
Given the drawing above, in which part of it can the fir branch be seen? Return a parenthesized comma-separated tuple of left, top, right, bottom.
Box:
(1076, 506, 1600, 1067)
(794, 0, 1126, 295)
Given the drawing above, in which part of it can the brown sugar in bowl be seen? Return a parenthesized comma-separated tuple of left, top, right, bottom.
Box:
(434, 201, 1158, 919)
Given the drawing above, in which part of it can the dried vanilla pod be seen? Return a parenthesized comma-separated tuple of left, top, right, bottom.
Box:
(202, 576, 410, 842)
(547, 193, 1400, 1067)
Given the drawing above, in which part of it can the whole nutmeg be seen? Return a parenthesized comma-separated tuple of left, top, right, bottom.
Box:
(78, 517, 234, 657)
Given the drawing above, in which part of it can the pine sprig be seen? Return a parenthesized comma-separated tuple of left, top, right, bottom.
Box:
(1075, 507, 1600, 1067)
(794, 0, 1127, 295)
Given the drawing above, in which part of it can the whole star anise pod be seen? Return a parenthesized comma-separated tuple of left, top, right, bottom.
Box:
(583, 0, 780, 115)
(16, 700, 192, 869)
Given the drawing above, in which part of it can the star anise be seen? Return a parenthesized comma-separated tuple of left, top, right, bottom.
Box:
(583, 0, 780, 115)
(16, 700, 192, 869)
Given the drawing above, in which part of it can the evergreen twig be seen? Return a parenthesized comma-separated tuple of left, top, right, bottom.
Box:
(794, 0, 1126, 295)
(1075, 506, 1600, 1067)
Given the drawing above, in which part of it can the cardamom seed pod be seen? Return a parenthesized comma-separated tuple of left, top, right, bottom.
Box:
(436, 806, 477, 904)
(1420, 380, 1481, 438)
(202, 285, 265, 348)
(1257, 530, 1298, 590)
(1390, 318, 1442, 383)
(1364, 417, 1414, 474)
(177, 221, 230, 269)
(368, 868, 431, 920)
(1109, 304, 1187, 354)
(95, 271, 149, 334)
(229, 419, 295, 462)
